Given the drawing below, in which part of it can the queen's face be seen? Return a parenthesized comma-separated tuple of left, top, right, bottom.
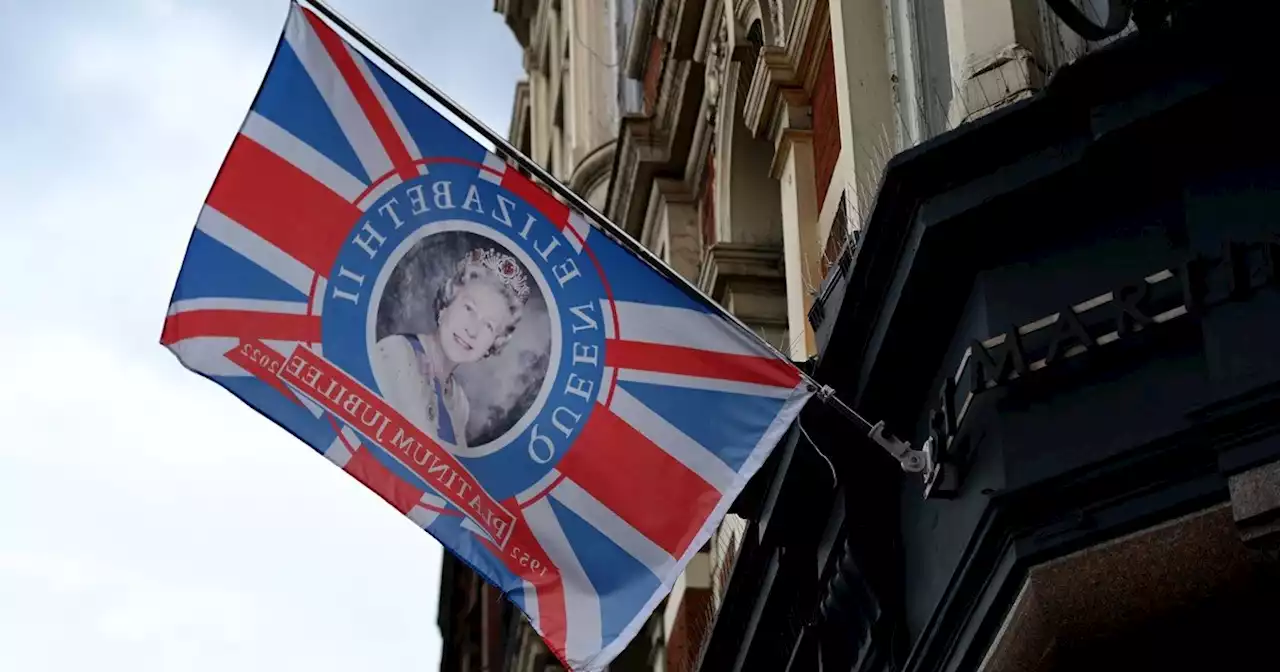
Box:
(438, 279, 511, 364)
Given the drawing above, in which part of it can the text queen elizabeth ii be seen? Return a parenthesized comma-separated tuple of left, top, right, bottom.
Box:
(372, 246, 532, 452)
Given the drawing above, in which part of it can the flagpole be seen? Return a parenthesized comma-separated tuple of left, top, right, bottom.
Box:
(295, 0, 934, 478)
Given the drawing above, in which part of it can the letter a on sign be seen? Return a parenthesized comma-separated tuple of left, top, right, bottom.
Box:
(159, 2, 812, 669)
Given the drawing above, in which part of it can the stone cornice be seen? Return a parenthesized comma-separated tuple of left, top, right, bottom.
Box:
(608, 115, 668, 236)
(630, 78, 718, 252)
(617, 0, 722, 260)
(640, 177, 696, 251)
(607, 45, 709, 239)
(768, 87, 814, 178)
(508, 80, 530, 149)
(606, 0, 723, 241)
(742, 0, 830, 139)
(697, 242, 786, 303)
(528, 0, 552, 72)
(494, 0, 536, 48)
(770, 128, 814, 179)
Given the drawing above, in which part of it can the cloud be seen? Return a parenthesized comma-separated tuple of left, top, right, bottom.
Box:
(0, 0, 523, 669)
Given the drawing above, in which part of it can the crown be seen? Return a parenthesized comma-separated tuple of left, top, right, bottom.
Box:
(463, 247, 531, 302)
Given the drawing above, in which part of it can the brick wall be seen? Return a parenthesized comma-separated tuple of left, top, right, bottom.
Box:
(666, 587, 713, 672)
(644, 36, 666, 115)
(700, 151, 716, 247)
(812, 37, 840, 202)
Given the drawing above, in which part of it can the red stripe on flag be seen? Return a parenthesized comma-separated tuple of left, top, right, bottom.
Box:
(160, 311, 321, 345)
(344, 448, 424, 514)
(303, 10, 417, 182)
(206, 136, 360, 275)
(481, 505, 569, 663)
(278, 346, 517, 545)
(226, 337, 564, 650)
(501, 169, 570, 228)
(605, 339, 802, 389)
(556, 404, 719, 557)
(224, 339, 300, 400)
(535, 582, 570, 667)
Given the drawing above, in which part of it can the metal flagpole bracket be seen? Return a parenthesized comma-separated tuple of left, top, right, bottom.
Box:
(867, 421, 931, 474)
(813, 385, 939, 481)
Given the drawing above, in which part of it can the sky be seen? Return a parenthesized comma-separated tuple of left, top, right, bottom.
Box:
(0, 1, 524, 669)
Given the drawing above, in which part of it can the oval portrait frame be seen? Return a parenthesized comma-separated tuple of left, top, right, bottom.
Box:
(365, 219, 563, 458)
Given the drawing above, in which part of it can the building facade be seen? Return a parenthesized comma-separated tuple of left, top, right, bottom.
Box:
(435, 1, 1219, 671)
(696, 2, 1280, 671)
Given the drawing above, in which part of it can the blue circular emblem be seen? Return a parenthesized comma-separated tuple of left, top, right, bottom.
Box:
(317, 161, 609, 502)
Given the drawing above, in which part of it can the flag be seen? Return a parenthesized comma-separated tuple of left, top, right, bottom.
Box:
(160, 3, 812, 669)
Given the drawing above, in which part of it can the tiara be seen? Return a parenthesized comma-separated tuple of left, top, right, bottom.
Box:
(463, 247, 531, 302)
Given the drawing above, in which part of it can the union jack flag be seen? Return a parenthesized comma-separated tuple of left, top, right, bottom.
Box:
(160, 3, 812, 669)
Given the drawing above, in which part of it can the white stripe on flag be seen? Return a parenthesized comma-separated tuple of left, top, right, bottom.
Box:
(167, 297, 309, 316)
(356, 173, 403, 210)
(195, 205, 315, 294)
(284, 8, 394, 181)
(523, 498, 602, 668)
(310, 276, 327, 317)
(272, 366, 327, 417)
(609, 385, 739, 493)
(551, 478, 677, 578)
(339, 425, 363, 449)
(299, 396, 326, 417)
(420, 492, 448, 509)
(600, 299, 616, 339)
(167, 337, 248, 376)
(565, 210, 591, 251)
(597, 367, 615, 404)
(479, 152, 506, 184)
(239, 111, 368, 203)
(522, 580, 541, 631)
(613, 368, 795, 399)
(343, 42, 423, 167)
(516, 469, 563, 505)
(461, 519, 495, 544)
(324, 433, 354, 467)
(562, 228, 583, 253)
(407, 506, 438, 528)
(612, 301, 762, 357)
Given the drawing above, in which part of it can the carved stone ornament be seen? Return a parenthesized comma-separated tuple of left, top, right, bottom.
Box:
(705, 21, 730, 125)
(766, 0, 786, 46)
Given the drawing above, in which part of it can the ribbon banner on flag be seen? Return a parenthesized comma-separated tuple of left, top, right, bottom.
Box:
(161, 3, 812, 669)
